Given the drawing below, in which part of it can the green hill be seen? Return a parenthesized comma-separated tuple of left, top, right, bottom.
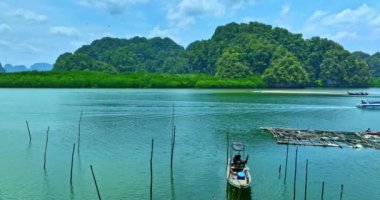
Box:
(54, 37, 189, 74)
(54, 21, 379, 88)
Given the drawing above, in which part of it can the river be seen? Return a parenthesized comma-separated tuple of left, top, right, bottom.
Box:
(0, 88, 379, 200)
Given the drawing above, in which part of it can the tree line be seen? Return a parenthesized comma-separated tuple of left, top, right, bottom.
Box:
(53, 21, 380, 88)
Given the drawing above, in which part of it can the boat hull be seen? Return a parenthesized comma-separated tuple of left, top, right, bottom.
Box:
(226, 159, 252, 189)
(357, 103, 380, 109)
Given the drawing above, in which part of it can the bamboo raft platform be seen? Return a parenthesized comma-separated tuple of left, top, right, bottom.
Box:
(261, 127, 380, 150)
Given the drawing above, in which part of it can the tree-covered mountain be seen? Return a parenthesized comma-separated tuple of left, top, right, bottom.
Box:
(4, 64, 28, 73)
(54, 37, 189, 74)
(30, 63, 53, 71)
(187, 22, 371, 87)
(0, 63, 5, 73)
(53, 21, 379, 88)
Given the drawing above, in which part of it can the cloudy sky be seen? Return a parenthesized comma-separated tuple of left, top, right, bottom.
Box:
(1, 0, 380, 67)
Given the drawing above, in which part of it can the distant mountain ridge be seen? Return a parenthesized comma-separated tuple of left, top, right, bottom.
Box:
(1, 63, 52, 73)
(49, 21, 379, 87)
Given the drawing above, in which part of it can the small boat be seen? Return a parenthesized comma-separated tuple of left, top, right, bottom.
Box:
(364, 128, 380, 135)
(347, 91, 368, 95)
(226, 141, 252, 189)
(366, 132, 380, 135)
(356, 100, 380, 109)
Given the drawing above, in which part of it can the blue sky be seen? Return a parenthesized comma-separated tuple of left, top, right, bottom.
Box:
(1, 0, 380, 66)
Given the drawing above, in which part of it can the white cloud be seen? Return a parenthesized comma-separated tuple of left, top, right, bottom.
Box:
(303, 4, 380, 43)
(330, 31, 358, 42)
(78, 0, 148, 15)
(321, 4, 376, 26)
(50, 26, 80, 37)
(149, 26, 171, 38)
(369, 15, 380, 27)
(148, 25, 180, 42)
(281, 5, 291, 16)
(0, 24, 11, 33)
(7, 9, 48, 23)
(0, 40, 40, 54)
(307, 10, 327, 23)
(226, 0, 255, 9)
(167, 0, 225, 27)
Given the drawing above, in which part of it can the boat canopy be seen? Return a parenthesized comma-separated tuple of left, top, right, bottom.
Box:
(232, 142, 245, 151)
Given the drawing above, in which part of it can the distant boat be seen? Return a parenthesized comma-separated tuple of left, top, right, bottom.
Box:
(347, 91, 368, 95)
(357, 100, 380, 109)
(226, 141, 252, 189)
(364, 128, 380, 135)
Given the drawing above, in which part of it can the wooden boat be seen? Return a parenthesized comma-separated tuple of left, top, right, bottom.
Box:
(347, 91, 368, 95)
(226, 141, 252, 189)
(357, 100, 380, 109)
(365, 129, 380, 135)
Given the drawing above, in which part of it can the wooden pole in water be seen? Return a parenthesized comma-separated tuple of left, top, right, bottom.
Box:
(293, 146, 299, 200)
(321, 181, 325, 200)
(43, 126, 50, 170)
(70, 143, 76, 185)
(150, 139, 154, 200)
(77, 110, 83, 154)
(26, 120, 32, 142)
(170, 125, 176, 172)
(90, 165, 102, 200)
(284, 143, 289, 184)
(226, 132, 229, 166)
(340, 184, 344, 200)
(278, 164, 282, 179)
(304, 159, 309, 200)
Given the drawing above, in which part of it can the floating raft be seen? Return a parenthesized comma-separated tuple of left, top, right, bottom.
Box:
(261, 127, 380, 150)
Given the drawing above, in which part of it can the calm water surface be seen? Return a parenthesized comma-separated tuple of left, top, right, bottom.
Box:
(0, 88, 380, 200)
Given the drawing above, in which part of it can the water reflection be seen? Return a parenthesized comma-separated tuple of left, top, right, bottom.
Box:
(226, 184, 252, 200)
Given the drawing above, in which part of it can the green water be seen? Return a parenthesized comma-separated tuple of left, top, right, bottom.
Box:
(0, 88, 380, 200)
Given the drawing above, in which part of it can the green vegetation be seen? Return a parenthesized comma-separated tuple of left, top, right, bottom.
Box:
(52, 21, 377, 88)
(370, 77, 380, 87)
(54, 37, 189, 74)
(0, 71, 266, 88)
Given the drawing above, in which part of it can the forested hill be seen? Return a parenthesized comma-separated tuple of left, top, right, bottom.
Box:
(54, 21, 380, 87)
(0, 63, 4, 73)
(54, 37, 189, 74)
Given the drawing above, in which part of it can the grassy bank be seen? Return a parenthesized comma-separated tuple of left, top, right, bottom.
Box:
(0, 71, 267, 88)
(370, 78, 380, 87)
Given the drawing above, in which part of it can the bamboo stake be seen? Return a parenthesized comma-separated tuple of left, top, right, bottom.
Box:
(43, 126, 50, 170)
(304, 159, 309, 200)
(26, 120, 32, 142)
(340, 184, 344, 200)
(321, 181, 325, 200)
(70, 143, 76, 185)
(226, 132, 229, 166)
(90, 165, 102, 200)
(170, 125, 176, 172)
(150, 139, 154, 200)
(278, 165, 282, 179)
(284, 143, 289, 184)
(78, 110, 83, 154)
(293, 146, 299, 200)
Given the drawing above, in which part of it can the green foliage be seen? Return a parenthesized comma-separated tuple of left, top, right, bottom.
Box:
(56, 37, 189, 74)
(52, 21, 376, 88)
(54, 53, 118, 74)
(215, 46, 252, 78)
(370, 77, 380, 87)
(0, 71, 266, 88)
(263, 48, 309, 87)
(367, 53, 380, 77)
(320, 49, 370, 87)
